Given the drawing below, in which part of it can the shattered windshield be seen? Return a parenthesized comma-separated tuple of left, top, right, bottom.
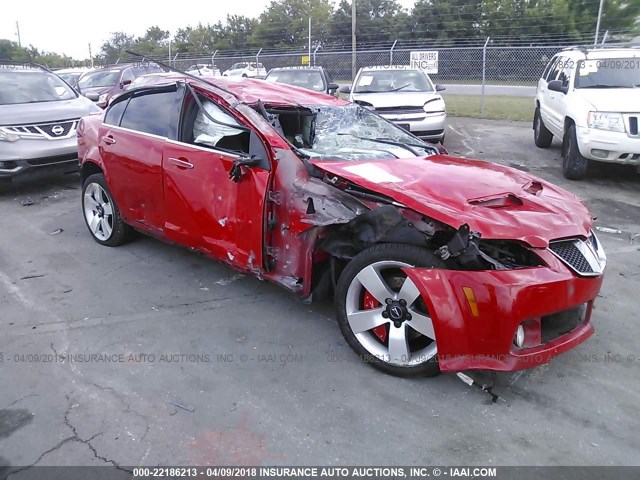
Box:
(296, 105, 437, 160)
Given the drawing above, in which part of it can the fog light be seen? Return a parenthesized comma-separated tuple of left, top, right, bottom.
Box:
(514, 325, 525, 348)
(591, 149, 609, 159)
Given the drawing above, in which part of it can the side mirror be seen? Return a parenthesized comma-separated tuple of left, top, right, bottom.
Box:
(120, 79, 132, 89)
(338, 85, 351, 94)
(435, 84, 446, 92)
(548, 80, 568, 94)
(328, 82, 339, 94)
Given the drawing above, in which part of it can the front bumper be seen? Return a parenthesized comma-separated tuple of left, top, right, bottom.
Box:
(404, 250, 604, 372)
(0, 136, 79, 179)
(378, 111, 446, 141)
(576, 125, 640, 164)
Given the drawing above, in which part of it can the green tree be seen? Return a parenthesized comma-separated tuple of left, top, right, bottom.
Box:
(251, 0, 334, 48)
(331, 0, 410, 45)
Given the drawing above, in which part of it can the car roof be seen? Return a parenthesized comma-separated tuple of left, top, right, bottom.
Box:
(360, 65, 423, 71)
(188, 76, 346, 106)
(269, 66, 323, 71)
(559, 47, 640, 59)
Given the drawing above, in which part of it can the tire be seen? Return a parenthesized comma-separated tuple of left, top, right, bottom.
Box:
(533, 107, 553, 148)
(82, 173, 133, 246)
(335, 243, 445, 377)
(562, 123, 589, 180)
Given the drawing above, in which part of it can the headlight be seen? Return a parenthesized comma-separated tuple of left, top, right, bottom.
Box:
(98, 93, 109, 104)
(424, 97, 446, 114)
(587, 112, 625, 133)
(0, 128, 20, 142)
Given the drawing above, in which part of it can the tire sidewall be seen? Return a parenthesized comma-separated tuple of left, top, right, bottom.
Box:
(562, 124, 589, 180)
(335, 243, 444, 377)
(82, 173, 128, 247)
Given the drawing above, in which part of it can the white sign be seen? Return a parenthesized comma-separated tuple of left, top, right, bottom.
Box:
(410, 51, 439, 74)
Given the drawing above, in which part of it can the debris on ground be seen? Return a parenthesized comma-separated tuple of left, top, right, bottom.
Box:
(21, 198, 34, 207)
(456, 372, 509, 405)
(169, 401, 195, 412)
(20, 274, 46, 280)
(595, 226, 622, 234)
(49, 228, 63, 235)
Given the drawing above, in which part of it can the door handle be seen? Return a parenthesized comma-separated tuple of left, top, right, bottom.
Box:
(103, 136, 116, 145)
(168, 157, 194, 170)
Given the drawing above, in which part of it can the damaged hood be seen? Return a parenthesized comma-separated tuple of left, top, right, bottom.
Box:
(311, 155, 592, 248)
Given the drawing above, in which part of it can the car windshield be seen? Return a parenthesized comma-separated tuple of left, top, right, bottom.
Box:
(0, 71, 77, 105)
(575, 58, 640, 88)
(295, 105, 436, 161)
(231, 63, 249, 69)
(354, 69, 433, 93)
(58, 72, 82, 84)
(266, 70, 325, 91)
(78, 70, 120, 88)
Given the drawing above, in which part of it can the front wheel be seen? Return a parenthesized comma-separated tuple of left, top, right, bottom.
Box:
(562, 124, 589, 180)
(335, 243, 445, 377)
(533, 107, 553, 148)
(82, 173, 133, 246)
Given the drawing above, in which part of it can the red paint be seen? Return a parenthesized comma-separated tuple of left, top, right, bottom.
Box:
(363, 290, 386, 342)
(78, 77, 605, 373)
(312, 156, 592, 248)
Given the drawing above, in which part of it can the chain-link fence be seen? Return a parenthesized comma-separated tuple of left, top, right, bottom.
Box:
(170, 45, 562, 85)
(116, 30, 638, 92)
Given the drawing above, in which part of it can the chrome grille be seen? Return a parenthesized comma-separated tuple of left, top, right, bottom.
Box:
(623, 114, 639, 137)
(5, 120, 78, 140)
(549, 241, 594, 273)
(548, 235, 605, 277)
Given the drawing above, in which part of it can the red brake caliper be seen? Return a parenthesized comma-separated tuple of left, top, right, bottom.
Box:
(363, 290, 387, 342)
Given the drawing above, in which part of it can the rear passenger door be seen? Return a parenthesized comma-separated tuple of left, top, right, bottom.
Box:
(99, 86, 181, 234)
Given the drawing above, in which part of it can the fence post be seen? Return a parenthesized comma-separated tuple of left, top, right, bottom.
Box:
(480, 36, 490, 116)
(256, 48, 262, 67)
(173, 53, 179, 69)
(313, 44, 321, 66)
(389, 39, 398, 66)
(211, 50, 218, 67)
(601, 30, 609, 45)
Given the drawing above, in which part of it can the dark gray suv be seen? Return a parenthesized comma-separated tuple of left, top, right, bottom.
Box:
(0, 63, 102, 182)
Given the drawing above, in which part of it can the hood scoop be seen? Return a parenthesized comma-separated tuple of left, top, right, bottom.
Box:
(468, 193, 523, 209)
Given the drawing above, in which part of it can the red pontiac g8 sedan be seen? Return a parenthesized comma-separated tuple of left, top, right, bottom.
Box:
(76, 75, 606, 377)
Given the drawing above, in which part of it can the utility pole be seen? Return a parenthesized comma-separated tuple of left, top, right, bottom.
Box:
(594, 0, 604, 46)
(168, 40, 172, 66)
(16, 21, 21, 47)
(351, 0, 356, 81)
(308, 17, 311, 64)
(88, 43, 93, 67)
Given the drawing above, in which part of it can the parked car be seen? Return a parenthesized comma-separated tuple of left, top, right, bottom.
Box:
(77, 76, 605, 377)
(534, 46, 640, 179)
(55, 66, 95, 91)
(222, 62, 266, 78)
(265, 66, 339, 95)
(185, 64, 221, 76)
(78, 63, 163, 108)
(340, 66, 447, 143)
(0, 63, 101, 182)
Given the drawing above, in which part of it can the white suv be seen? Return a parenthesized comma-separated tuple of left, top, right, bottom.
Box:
(222, 62, 267, 78)
(534, 47, 640, 179)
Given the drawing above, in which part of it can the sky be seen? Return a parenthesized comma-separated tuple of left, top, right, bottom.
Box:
(1, 0, 416, 59)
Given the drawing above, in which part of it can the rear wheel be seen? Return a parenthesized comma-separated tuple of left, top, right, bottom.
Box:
(562, 123, 589, 180)
(533, 107, 553, 148)
(335, 243, 444, 377)
(82, 173, 133, 246)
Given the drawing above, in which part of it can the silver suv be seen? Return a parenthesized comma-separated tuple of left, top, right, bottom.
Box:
(0, 63, 101, 182)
